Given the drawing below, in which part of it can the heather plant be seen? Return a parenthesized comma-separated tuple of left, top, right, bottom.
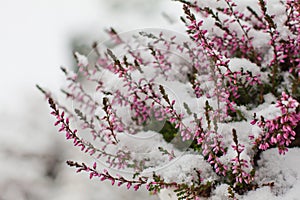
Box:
(38, 0, 299, 199)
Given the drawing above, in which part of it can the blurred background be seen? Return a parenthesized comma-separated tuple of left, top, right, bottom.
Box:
(0, 0, 182, 199)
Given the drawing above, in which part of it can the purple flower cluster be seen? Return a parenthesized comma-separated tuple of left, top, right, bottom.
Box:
(252, 92, 300, 154)
(38, 0, 300, 199)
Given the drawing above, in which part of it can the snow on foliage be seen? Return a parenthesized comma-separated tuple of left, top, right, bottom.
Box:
(38, 0, 299, 199)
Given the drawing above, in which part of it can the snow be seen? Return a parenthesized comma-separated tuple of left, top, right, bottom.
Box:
(211, 184, 231, 200)
(228, 58, 268, 81)
(157, 154, 218, 184)
(1, 0, 299, 199)
(157, 150, 300, 200)
(240, 148, 300, 200)
(74, 52, 89, 67)
(158, 188, 178, 200)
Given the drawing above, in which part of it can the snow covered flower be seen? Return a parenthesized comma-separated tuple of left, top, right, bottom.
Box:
(38, 0, 300, 199)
